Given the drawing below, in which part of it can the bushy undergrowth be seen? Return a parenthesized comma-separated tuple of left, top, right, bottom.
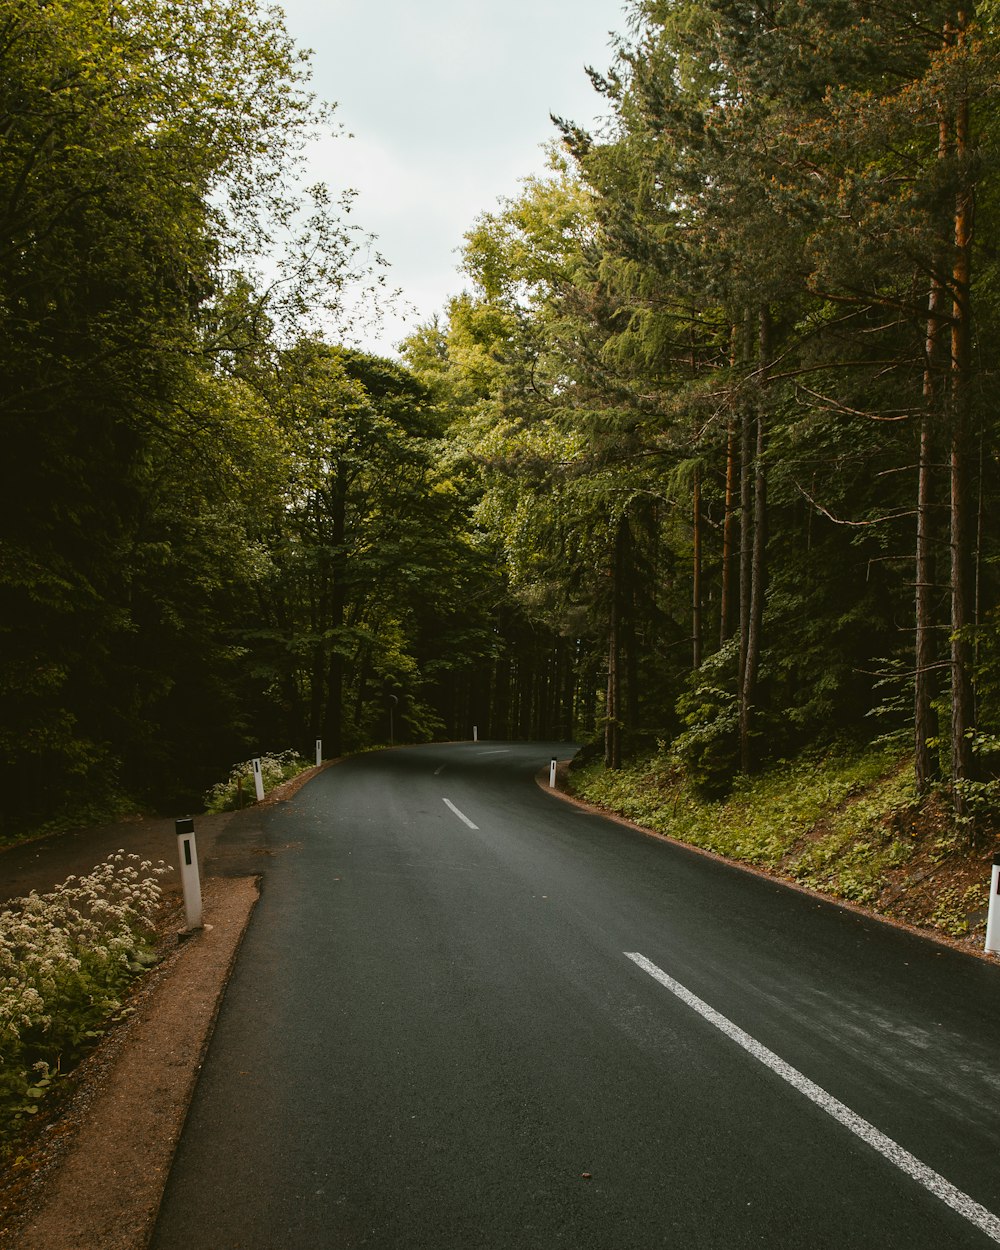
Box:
(571, 746, 921, 906)
(203, 750, 312, 813)
(0, 852, 168, 1150)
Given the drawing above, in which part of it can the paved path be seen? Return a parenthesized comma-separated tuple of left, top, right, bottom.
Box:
(0, 777, 313, 903)
(146, 742, 1000, 1248)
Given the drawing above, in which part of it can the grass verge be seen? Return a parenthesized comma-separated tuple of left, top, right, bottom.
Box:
(202, 750, 313, 813)
(569, 746, 995, 948)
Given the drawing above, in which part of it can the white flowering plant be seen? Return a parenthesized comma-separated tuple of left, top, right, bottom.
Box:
(203, 749, 311, 812)
(0, 852, 169, 1147)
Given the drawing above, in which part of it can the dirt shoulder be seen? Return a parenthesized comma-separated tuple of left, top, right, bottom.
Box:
(0, 760, 337, 1249)
(2, 877, 259, 1250)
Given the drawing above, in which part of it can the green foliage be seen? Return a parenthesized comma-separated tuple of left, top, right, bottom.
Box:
(243, 341, 504, 755)
(952, 729, 1000, 827)
(571, 744, 913, 892)
(929, 884, 990, 937)
(789, 766, 920, 903)
(9, 0, 1000, 828)
(672, 642, 740, 796)
(414, 0, 1000, 817)
(0, 0, 380, 831)
(203, 751, 312, 813)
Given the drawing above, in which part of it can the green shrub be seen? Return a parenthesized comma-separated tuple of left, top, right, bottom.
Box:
(672, 641, 740, 797)
(203, 750, 311, 813)
(0, 852, 168, 1149)
(928, 884, 990, 936)
(571, 745, 910, 890)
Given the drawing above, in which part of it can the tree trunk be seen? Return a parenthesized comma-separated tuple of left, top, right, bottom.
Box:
(915, 406, 939, 792)
(949, 21, 975, 817)
(739, 309, 770, 773)
(605, 611, 620, 770)
(915, 106, 949, 795)
(737, 400, 753, 697)
(492, 650, 512, 740)
(604, 515, 628, 770)
(692, 465, 702, 669)
(720, 419, 737, 645)
(323, 467, 348, 756)
(950, 416, 974, 810)
(739, 406, 767, 772)
(518, 657, 532, 738)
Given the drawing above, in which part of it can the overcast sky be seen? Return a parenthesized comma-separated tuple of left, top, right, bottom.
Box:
(278, 0, 627, 355)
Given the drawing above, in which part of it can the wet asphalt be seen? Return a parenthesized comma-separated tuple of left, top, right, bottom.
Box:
(143, 743, 1000, 1249)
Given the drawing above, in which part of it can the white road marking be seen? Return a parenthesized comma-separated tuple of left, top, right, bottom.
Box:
(625, 951, 1000, 1245)
(434, 765, 446, 776)
(476, 749, 511, 756)
(442, 798, 478, 830)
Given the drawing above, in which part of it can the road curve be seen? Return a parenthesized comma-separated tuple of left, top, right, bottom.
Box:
(151, 742, 1000, 1249)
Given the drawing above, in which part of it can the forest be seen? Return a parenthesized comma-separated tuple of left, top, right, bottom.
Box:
(4, 0, 1000, 841)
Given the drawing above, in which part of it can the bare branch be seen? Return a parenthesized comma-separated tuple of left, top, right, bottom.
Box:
(796, 482, 916, 527)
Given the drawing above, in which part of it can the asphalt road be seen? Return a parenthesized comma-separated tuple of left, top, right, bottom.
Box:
(151, 743, 1000, 1249)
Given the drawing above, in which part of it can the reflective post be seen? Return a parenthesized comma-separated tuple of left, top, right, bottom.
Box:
(549, 758, 557, 788)
(985, 855, 1000, 955)
(315, 738, 322, 767)
(175, 816, 203, 931)
(252, 757, 265, 802)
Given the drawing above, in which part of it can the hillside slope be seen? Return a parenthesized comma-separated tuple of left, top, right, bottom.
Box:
(569, 747, 998, 958)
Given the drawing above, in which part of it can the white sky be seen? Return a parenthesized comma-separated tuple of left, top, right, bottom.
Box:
(278, 0, 627, 356)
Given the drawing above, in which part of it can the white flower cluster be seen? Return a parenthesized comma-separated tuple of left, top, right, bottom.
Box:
(204, 749, 308, 812)
(0, 852, 168, 1050)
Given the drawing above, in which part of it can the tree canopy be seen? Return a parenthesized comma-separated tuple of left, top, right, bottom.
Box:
(6, 0, 1000, 839)
(403, 0, 1000, 830)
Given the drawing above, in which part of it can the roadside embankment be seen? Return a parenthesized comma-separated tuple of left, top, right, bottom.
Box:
(545, 747, 998, 962)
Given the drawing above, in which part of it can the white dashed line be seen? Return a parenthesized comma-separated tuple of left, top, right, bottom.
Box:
(442, 798, 478, 830)
(625, 951, 1000, 1244)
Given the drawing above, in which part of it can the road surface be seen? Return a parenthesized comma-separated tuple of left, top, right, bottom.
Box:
(151, 742, 1000, 1248)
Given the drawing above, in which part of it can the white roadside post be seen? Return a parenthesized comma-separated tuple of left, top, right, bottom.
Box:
(315, 738, 322, 767)
(985, 854, 1000, 955)
(473, 725, 478, 743)
(252, 756, 265, 802)
(175, 816, 203, 931)
(549, 758, 557, 788)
